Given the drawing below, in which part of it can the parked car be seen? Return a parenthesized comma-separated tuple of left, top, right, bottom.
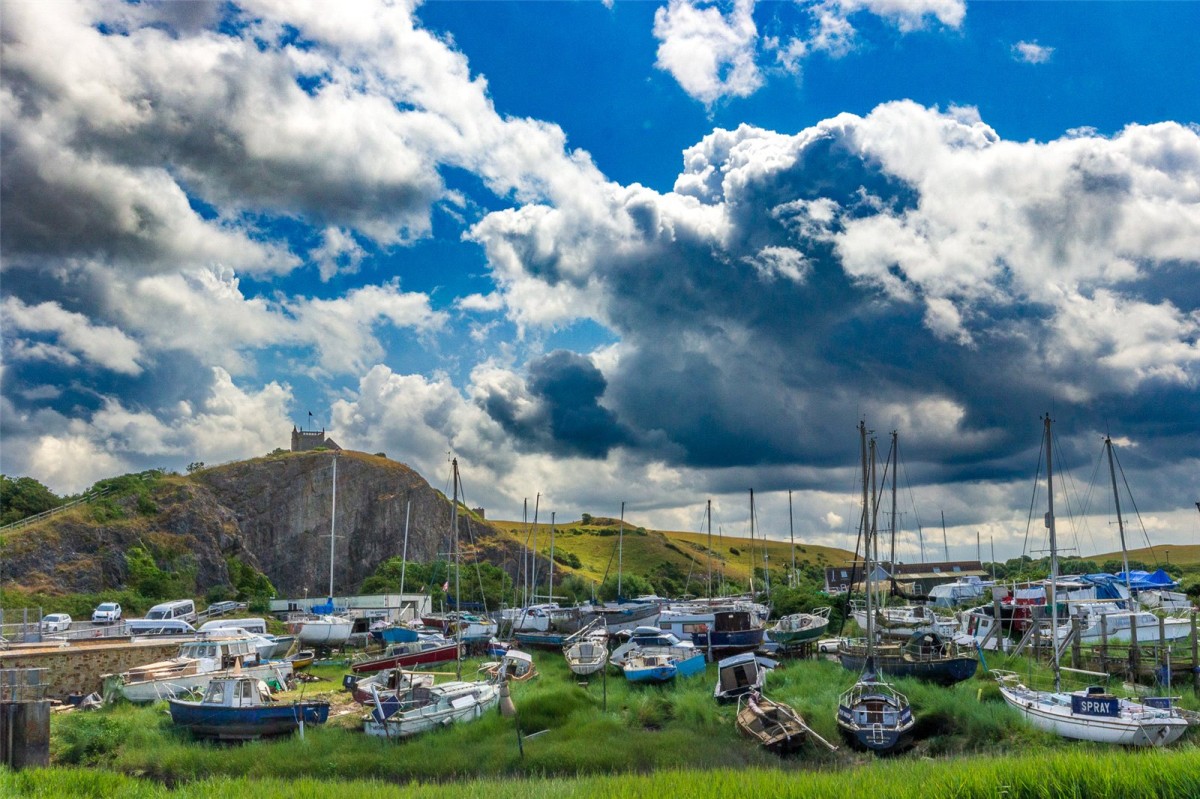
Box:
(92, 602, 122, 624)
(41, 613, 73, 633)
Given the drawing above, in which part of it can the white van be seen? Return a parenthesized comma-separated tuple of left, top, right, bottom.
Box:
(125, 618, 196, 636)
(145, 599, 198, 625)
(199, 617, 268, 636)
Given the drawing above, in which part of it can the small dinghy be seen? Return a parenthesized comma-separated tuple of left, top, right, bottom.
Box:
(736, 691, 812, 755)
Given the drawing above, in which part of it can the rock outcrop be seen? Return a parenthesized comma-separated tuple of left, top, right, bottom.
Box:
(0, 451, 520, 598)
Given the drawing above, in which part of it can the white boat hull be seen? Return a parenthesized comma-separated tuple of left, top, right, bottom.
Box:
(998, 682, 1189, 747)
(363, 682, 499, 738)
(120, 662, 293, 703)
(297, 617, 353, 646)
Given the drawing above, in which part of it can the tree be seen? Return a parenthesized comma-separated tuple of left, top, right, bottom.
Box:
(0, 475, 62, 525)
(597, 573, 654, 601)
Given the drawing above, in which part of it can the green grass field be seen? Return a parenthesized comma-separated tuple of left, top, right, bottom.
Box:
(32, 646, 1200, 796)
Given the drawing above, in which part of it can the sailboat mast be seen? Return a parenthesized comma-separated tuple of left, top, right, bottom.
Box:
(890, 431, 898, 571)
(617, 501, 625, 600)
(451, 458, 461, 680)
(788, 490, 796, 588)
(1105, 436, 1133, 597)
(329, 454, 337, 600)
(706, 499, 713, 598)
(549, 512, 556, 603)
(749, 489, 756, 595)
(399, 500, 411, 615)
(522, 498, 528, 608)
(1044, 416, 1060, 691)
(869, 437, 881, 611)
(859, 421, 874, 659)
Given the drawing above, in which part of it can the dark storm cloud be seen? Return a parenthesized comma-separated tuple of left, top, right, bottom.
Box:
(472, 104, 1200, 514)
(483, 350, 630, 458)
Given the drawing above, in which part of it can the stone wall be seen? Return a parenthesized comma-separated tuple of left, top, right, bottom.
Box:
(0, 640, 182, 698)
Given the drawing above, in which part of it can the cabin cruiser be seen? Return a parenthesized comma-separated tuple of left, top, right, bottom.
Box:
(110, 632, 293, 702)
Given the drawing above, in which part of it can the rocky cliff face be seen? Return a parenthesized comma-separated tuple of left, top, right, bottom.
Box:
(1, 451, 521, 598)
(194, 450, 510, 597)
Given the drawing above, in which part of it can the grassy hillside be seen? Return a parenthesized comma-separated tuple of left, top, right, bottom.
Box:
(489, 517, 854, 593)
(1088, 544, 1200, 569)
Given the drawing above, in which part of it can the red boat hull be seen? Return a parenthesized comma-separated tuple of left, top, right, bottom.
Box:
(351, 643, 459, 674)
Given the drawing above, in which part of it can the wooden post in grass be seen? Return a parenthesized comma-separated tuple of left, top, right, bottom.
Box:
(1158, 615, 1166, 683)
(1099, 614, 1108, 674)
(1071, 616, 1081, 670)
(1128, 612, 1140, 680)
(1192, 611, 1198, 696)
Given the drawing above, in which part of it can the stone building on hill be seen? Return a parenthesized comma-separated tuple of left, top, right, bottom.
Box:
(290, 426, 342, 452)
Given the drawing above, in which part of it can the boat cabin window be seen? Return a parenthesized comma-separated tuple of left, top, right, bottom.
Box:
(204, 682, 226, 704)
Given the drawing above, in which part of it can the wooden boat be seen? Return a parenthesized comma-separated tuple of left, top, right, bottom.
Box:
(167, 674, 328, 740)
(714, 652, 775, 703)
(768, 607, 830, 648)
(736, 692, 807, 754)
(994, 417, 1192, 747)
(350, 635, 459, 674)
(363, 680, 499, 739)
(286, 649, 315, 670)
(112, 633, 293, 703)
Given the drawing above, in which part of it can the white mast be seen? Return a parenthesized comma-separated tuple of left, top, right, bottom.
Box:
(399, 500, 411, 616)
(451, 457, 461, 680)
(328, 454, 337, 600)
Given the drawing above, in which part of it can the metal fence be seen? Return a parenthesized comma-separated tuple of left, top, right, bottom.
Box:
(0, 668, 49, 702)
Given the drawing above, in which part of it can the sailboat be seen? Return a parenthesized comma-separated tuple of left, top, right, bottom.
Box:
(836, 422, 916, 752)
(838, 430, 978, 685)
(994, 416, 1191, 746)
(297, 454, 353, 646)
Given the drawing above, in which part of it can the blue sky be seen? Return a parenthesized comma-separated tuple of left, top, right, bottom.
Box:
(2, 0, 1198, 562)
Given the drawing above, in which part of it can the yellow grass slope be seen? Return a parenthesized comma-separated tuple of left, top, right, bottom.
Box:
(489, 517, 855, 589)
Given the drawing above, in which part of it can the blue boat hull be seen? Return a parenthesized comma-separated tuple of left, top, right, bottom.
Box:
(838, 652, 977, 685)
(168, 700, 330, 739)
(693, 628, 764, 653)
(625, 665, 677, 682)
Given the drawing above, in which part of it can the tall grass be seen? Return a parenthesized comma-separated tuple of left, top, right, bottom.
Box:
(45, 647, 1200, 785)
(6, 749, 1200, 799)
